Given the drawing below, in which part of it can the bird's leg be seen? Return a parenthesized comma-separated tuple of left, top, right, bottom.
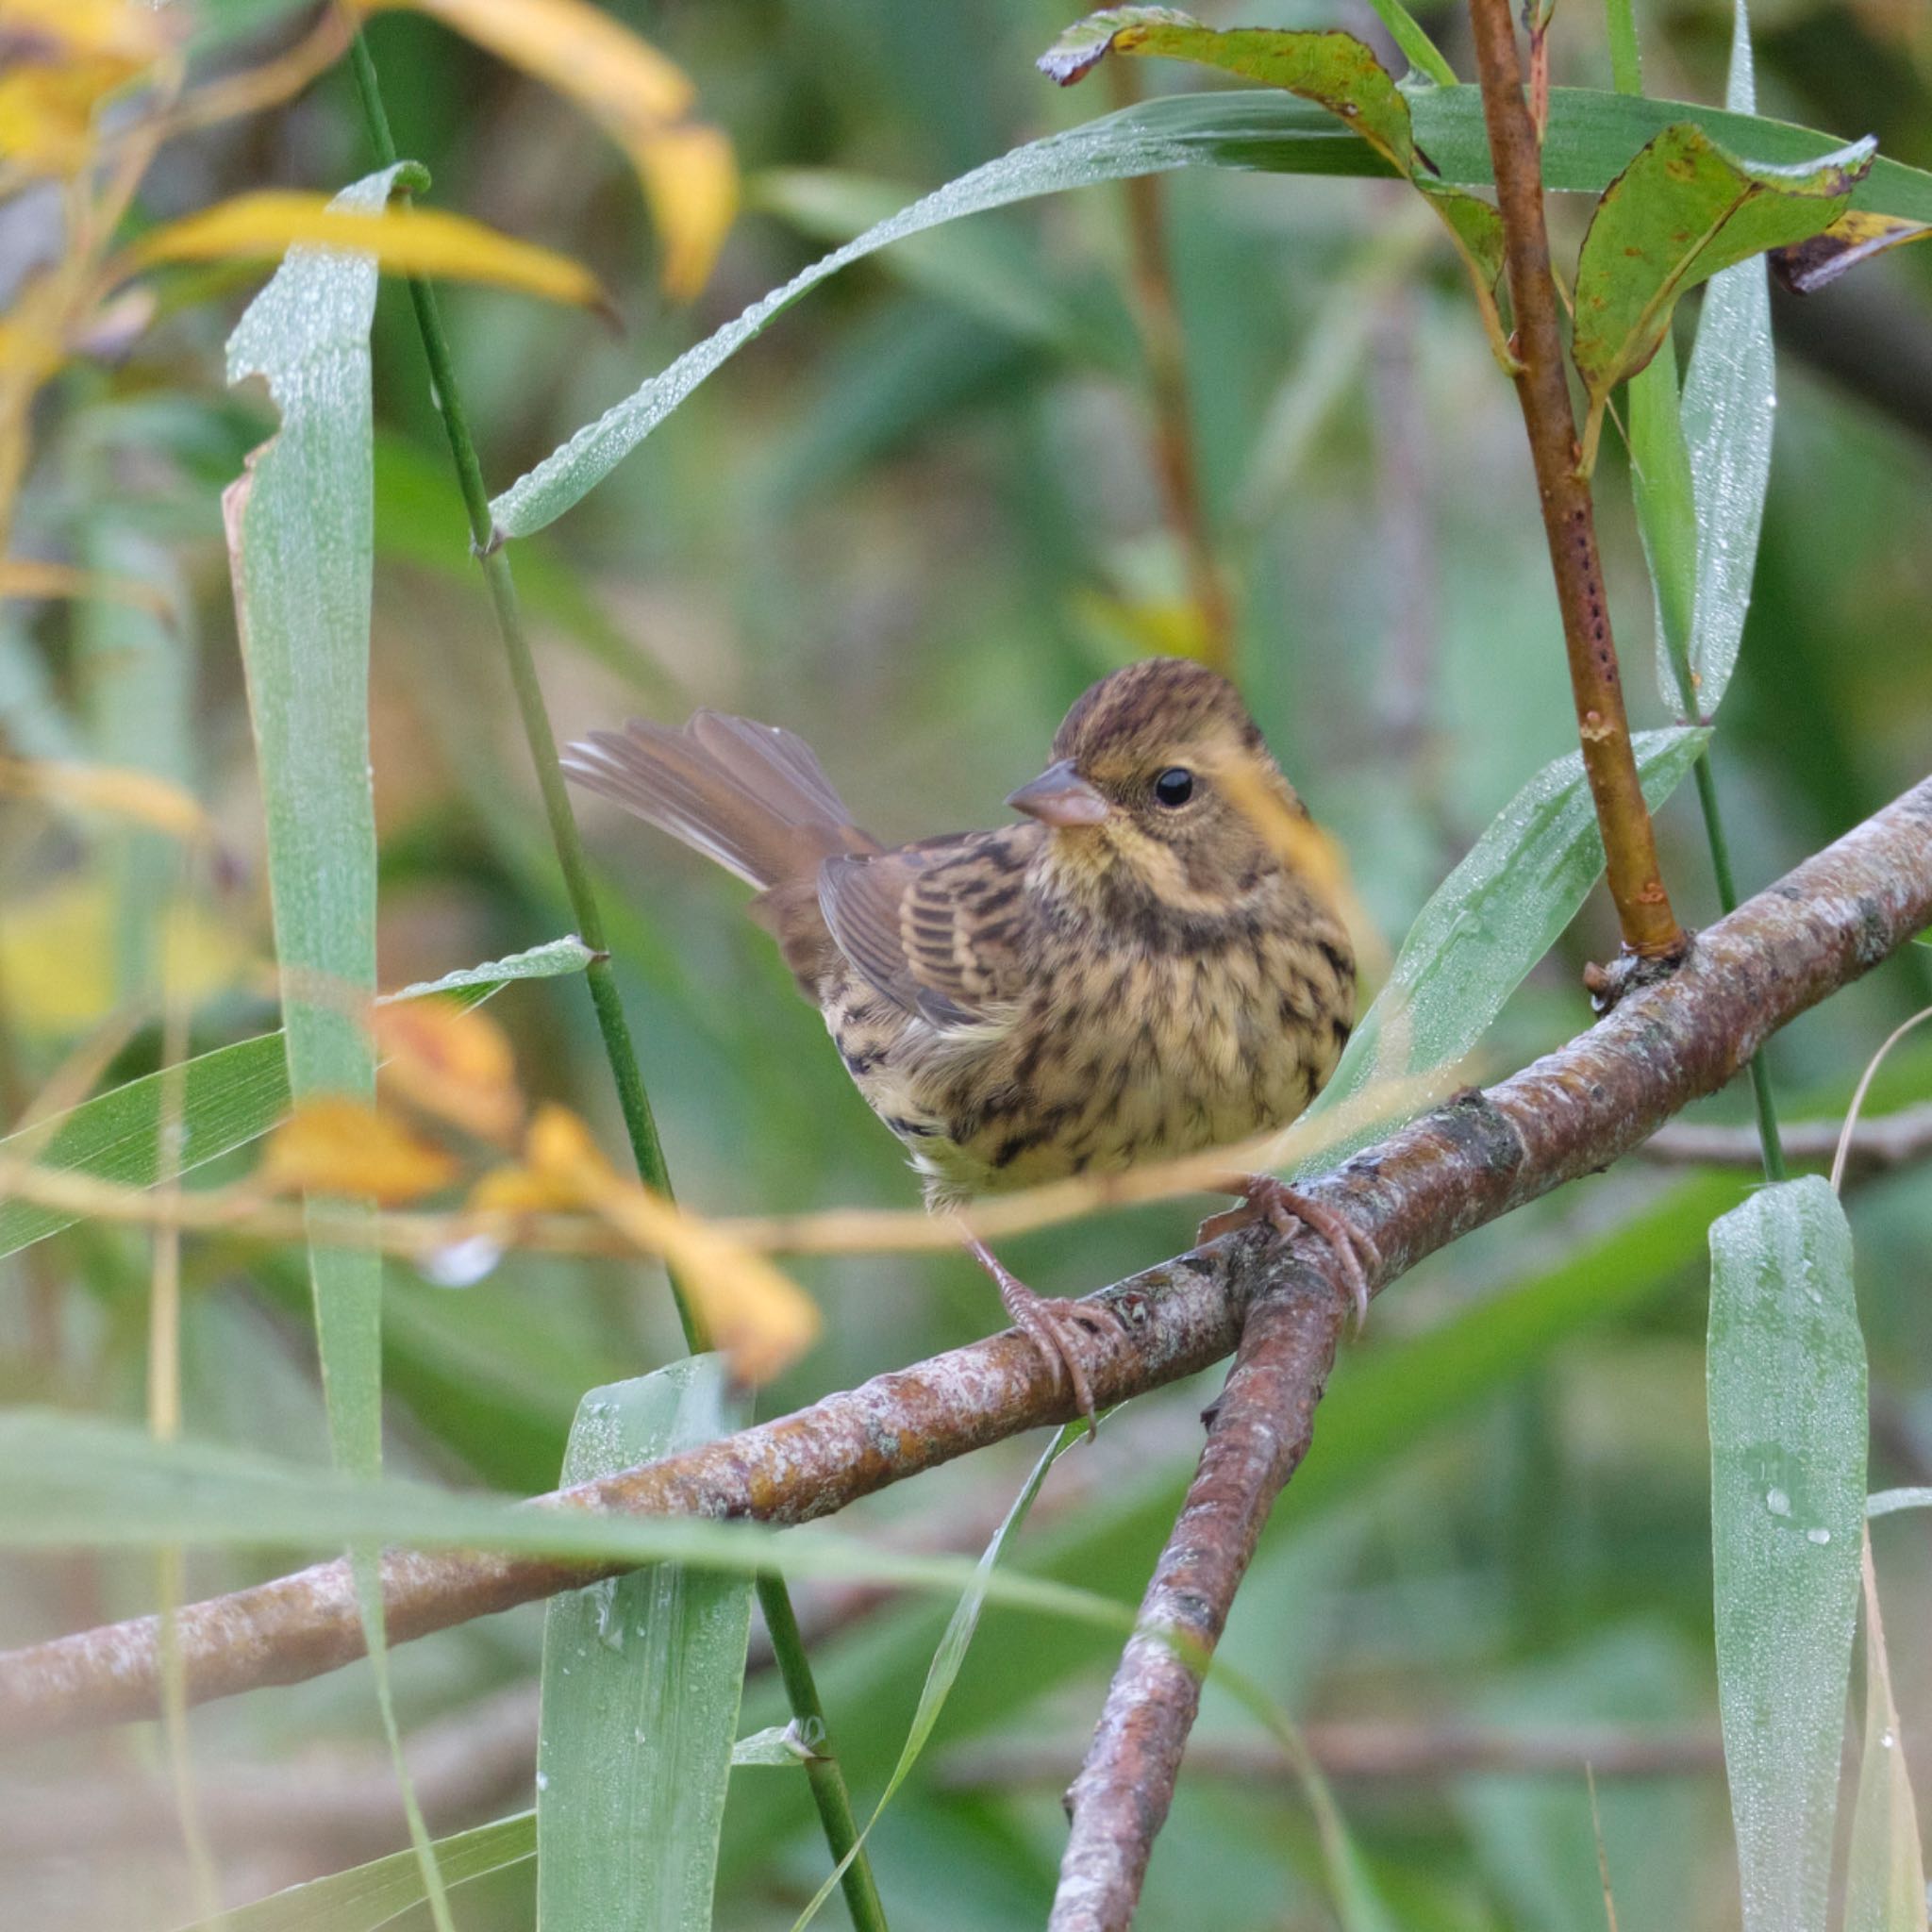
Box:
(1197, 1174, 1380, 1328)
(962, 1233, 1108, 1430)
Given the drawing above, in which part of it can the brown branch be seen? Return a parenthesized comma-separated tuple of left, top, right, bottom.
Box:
(1052, 1277, 1341, 1930)
(1466, 0, 1685, 960)
(1, 777, 1928, 1742)
(1637, 1102, 1932, 1178)
(1108, 62, 1237, 675)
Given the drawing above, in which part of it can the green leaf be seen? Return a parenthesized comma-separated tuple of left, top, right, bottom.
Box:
(1631, 0, 1775, 723)
(0, 936, 592, 1261)
(224, 158, 446, 1931)
(1572, 125, 1870, 471)
(0, 1407, 1134, 1636)
(1300, 727, 1709, 1166)
(731, 1723, 819, 1766)
(1707, 1176, 1866, 1932)
(182, 1812, 535, 1932)
(1038, 14, 1507, 352)
(538, 1362, 753, 1932)
(791, 1419, 1087, 1930)
(1844, 1543, 1930, 1932)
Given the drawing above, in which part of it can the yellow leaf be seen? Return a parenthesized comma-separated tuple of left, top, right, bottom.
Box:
(363, 0, 738, 298)
(487, 1105, 820, 1384)
(373, 999, 524, 1145)
(0, 876, 252, 1036)
(263, 1096, 459, 1204)
(0, 757, 214, 843)
(123, 193, 612, 313)
(0, 558, 172, 615)
(0, 58, 134, 175)
(0, 0, 167, 63)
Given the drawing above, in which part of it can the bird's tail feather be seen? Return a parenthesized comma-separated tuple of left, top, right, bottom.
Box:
(562, 709, 874, 890)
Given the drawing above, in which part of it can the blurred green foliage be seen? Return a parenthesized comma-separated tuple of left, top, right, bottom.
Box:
(3, 0, 1931, 1926)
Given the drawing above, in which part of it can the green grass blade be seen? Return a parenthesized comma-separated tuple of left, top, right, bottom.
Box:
(488, 86, 1932, 539)
(1844, 1540, 1930, 1932)
(0, 936, 591, 1260)
(791, 1419, 1087, 1930)
(182, 1812, 535, 1932)
(538, 1361, 753, 1932)
(1301, 727, 1708, 1165)
(224, 158, 448, 1932)
(1707, 1176, 1866, 1932)
(1674, 0, 1776, 718)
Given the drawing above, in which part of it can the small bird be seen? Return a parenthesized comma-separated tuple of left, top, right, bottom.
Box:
(564, 657, 1372, 1419)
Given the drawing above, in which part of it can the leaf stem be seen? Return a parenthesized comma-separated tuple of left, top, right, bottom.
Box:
(1465, 0, 1688, 960)
(340, 24, 888, 1928)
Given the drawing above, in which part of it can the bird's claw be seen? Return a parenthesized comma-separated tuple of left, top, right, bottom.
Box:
(964, 1235, 1106, 1431)
(1198, 1174, 1379, 1329)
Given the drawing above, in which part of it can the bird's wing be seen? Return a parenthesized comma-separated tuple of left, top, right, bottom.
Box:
(818, 828, 1038, 1027)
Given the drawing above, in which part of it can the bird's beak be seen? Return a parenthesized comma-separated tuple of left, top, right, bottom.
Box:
(1006, 759, 1109, 828)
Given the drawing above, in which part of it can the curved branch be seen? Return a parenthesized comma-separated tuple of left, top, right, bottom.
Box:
(2, 777, 1928, 1743)
(1639, 1102, 1932, 1177)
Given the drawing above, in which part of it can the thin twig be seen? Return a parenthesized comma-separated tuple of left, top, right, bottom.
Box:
(1465, 0, 1685, 960)
(1052, 1277, 1341, 1930)
(1638, 1103, 1932, 1178)
(2, 775, 1926, 1742)
(1108, 63, 1236, 674)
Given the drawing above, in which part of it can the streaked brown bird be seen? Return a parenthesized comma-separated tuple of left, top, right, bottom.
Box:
(564, 657, 1371, 1419)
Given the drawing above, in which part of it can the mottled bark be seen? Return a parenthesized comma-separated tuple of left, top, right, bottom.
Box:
(2, 777, 1927, 1746)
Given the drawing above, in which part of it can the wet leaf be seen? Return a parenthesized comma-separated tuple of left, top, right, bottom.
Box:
(1572, 124, 1872, 469)
(364, 0, 737, 298)
(131, 191, 609, 312)
(1708, 1176, 1865, 1932)
(490, 85, 1932, 538)
(1843, 1538, 1930, 1932)
(1772, 208, 1932, 293)
(262, 1096, 458, 1205)
(538, 1362, 752, 1932)
(372, 999, 523, 1146)
(1038, 11, 1505, 332)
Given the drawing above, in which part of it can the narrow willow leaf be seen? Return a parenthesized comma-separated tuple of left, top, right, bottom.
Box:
(791, 1420, 1086, 1930)
(1708, 1176, 1866, 1932)
(132, 191, 611, 311)
(0, 1407, 1133, 1635)
(1300, 727, 1708, 1167)
(225, 159, 448, 1931)
(490, 85, 1932, 539)
(1869, 1489, 1932, 1516)
(0, 936, 592, 1259)
(1673, 0, 1776, 720)
(538, 1361, 753, 1932)
(1571, 125, 1871, 470)
(731, 1723, 819, 1766)
(1844, 1538, 1931, 1932)
(185, 1811, 535, 1932)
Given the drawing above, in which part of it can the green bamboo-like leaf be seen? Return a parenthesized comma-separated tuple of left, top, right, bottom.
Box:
(0, 936, 593, 1261)
(224, 158, 446, 1930)
(791, 1419, 1085, 1929)
(1843, 1542, 1931, 1932)
(1631, 0, 1775, 723)
(184, 1811, 535, 1932)
(488, 86, 1932, 539)
(1572, 125, 1870, 470)
(538, 1361, 753, 1932)
(0, 1407, 1132, 1634)
(1708, 1176, 1866, 1932)
(1299, 727, 1708, 1167)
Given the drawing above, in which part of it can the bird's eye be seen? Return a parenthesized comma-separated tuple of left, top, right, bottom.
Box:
(1152, 767, 1194, 808)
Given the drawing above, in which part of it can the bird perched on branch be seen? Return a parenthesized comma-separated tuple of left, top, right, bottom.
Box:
(564, 657, 1371, 1421)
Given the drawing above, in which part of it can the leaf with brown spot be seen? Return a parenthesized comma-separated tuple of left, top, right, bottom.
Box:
(1772, 208, 1932, 293)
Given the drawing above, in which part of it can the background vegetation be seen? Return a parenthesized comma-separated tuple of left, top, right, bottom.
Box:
(2, 0, 1930, 1925)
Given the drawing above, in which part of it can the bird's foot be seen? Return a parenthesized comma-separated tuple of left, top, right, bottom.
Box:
(1198, 1174, 1380, 1329)
(964, 1235, 1109, 1432)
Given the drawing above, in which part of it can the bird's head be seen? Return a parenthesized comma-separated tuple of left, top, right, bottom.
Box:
(1006, 657, 1308, 915)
